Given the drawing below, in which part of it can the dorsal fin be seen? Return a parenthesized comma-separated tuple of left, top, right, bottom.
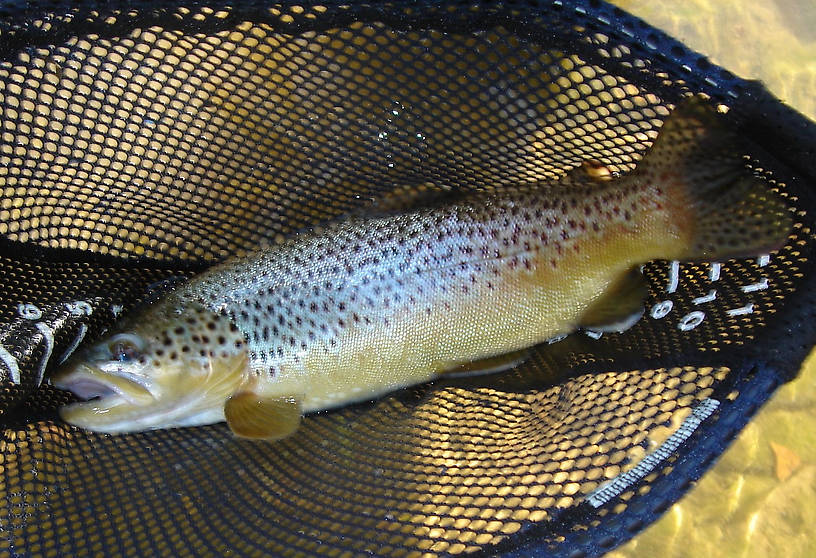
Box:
(563, 159, 617, 185)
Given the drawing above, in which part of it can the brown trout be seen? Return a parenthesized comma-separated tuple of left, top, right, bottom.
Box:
(51, 97, 791, 439)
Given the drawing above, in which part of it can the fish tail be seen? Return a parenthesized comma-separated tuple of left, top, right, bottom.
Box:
(641, 95, 792, 261)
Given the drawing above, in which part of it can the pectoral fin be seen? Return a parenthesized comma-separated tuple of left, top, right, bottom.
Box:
(580, 268, 648, 333)
(224, 391, 302, 440)
(442, 348, 531, 378)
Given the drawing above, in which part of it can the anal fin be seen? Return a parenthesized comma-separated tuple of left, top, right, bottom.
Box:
(442, 348, 531, 378)
(224, 391, 302, 440)
(580, 268, 648, 333)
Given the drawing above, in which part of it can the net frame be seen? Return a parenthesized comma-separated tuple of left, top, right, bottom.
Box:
(0, 1, 813, 556)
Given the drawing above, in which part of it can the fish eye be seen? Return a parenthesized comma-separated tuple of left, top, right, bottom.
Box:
(107, 334, 144, 363)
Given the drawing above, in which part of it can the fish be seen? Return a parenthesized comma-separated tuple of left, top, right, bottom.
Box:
(50, 96, 792, 439)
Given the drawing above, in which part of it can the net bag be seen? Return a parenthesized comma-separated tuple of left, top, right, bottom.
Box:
(1, 1, 814, 556)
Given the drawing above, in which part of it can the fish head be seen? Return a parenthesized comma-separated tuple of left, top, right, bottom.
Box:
(51, 302, 249, 434)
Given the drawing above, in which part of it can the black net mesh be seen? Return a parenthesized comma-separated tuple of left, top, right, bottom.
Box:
(1, 1, 815, 556)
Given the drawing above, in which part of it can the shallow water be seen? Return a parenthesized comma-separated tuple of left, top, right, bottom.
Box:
(609, 1, 816, 556)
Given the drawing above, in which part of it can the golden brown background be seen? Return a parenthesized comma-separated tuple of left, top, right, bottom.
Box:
(609, 1, 816, 556)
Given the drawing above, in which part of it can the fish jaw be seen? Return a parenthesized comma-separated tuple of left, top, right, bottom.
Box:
(52, 362, 154, 404)
(52, 351, 250, 434)
(52, 362, 158, 433)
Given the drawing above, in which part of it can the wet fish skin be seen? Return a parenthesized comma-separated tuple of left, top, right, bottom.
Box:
(190, 177, 669, 410)
(51, 96, 792, 438)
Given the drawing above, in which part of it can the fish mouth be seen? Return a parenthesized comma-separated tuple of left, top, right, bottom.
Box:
(51, 363, 154, 406)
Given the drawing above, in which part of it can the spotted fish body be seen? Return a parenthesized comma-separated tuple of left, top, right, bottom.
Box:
(187, 180, 675, 412)
(52, 97, 792, 439)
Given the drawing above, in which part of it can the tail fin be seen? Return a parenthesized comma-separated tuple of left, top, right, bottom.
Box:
(639, 95, 792, 261)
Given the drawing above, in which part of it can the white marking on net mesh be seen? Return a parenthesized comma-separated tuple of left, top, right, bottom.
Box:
(17, 303, 42, 320)
(692, 290, 717, 305)
(727, 304, 754, 317)
(678, 311, 705, 331)
(65, 300, 93, 316)
(741, 278, 768, 293)
(34, 322, 54, 387)
(58, 324, 88, 365)
(0, 344, 20, 385)
(587, 398, 720, 508)
(666, 260, 680, 293)
(651, 300, 673, 319)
